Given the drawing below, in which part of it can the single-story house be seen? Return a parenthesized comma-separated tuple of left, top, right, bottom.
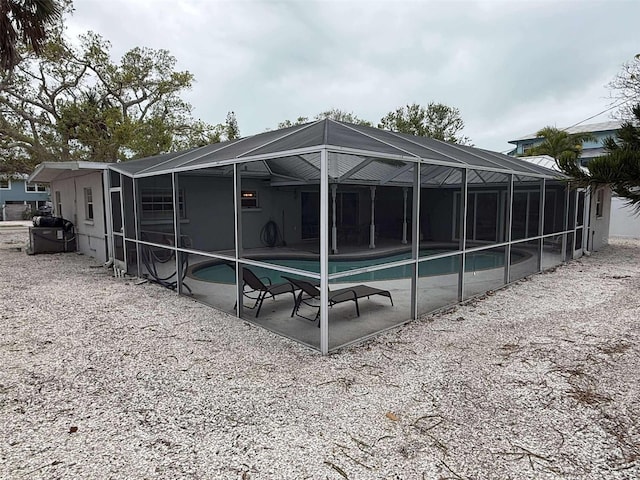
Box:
(30, 120, 609, 354)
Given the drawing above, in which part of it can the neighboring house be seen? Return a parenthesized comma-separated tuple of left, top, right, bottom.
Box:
(0, 173, 50, 221)
(28, 162, 111, 262)
(508, 120, 623, 166)
(519, 155, 611, 251)
(509, 120, 640, 240)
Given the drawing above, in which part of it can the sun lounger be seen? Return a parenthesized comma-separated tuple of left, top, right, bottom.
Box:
(240, 267, 296, 317)
(282, 276, 393, 322)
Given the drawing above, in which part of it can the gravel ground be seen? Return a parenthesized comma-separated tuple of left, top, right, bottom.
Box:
(1, 228, 639, 479)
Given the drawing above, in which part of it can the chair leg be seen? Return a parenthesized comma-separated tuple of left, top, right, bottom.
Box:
(255, 291, 267, 318)
(291, 291, 303, 317)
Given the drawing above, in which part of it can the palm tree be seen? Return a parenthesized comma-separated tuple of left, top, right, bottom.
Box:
(523, 126, 594, 161)
(0, 0, 62, 72)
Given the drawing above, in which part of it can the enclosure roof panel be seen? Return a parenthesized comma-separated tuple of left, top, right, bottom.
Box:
(112, 119, 563, 180)
(29, 161, 108, 183)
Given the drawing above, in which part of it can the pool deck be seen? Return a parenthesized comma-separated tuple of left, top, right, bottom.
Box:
(141, 239, 546, 352)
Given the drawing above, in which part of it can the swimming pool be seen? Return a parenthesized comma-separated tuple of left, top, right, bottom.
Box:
(189, 248, 525, 284)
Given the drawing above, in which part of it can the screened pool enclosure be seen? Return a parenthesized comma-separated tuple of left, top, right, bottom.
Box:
(108, 120, 583, 354)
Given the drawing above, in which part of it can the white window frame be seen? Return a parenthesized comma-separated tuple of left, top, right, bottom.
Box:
(595, 189, 604, 218)
(55, 191, 62, 217)
(140, 188, 186, 221)
(0, 178, 10, 189)
(25, 182, 48, 193)
(84, 187, 94, 221)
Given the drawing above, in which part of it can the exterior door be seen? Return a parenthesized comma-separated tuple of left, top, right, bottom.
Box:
(110, 189, 126, 270)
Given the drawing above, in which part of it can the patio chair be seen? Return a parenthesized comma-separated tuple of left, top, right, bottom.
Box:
(282, 276, 393, 323)
(240, 267, 297, 317)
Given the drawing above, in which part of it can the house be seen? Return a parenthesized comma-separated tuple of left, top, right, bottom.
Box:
(518, 155, 611, 251)
(31, 120, 590, 354)
(0, 173, 50, 221)
(508, 120, 623, 166)
(27, 162, 111, 261)
(509, 121, 640, 240)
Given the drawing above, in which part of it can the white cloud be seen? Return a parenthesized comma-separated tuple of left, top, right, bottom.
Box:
(66, 0, 640, 150)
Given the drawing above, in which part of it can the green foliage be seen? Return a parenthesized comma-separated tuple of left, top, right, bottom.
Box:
(277, 116, 310, 129)
(522, 127, 595, 164)
(0, 24, 223, 173)
(277, 109, 372, 129)
(378, 102, 471, 144)
(314, 109, 372, 126)
(586, 105, 640, 211)
(0, 0, 64, 72)
(224, 111, 240, 140)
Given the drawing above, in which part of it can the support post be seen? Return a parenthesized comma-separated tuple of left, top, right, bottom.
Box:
(234, 164, 244, 318)
(369, 186, 376, 249)
(402, 187, 408, 245)
(504, 174, 514, 285)
(172, 172, 182, 295)
(538, 178, 545, 272)
(561, 185, 569, 261)
(458, 169, 468, 301)
(331, 184, 338, 254)
(411, 165, 420, 320)
(132, 177, 141, 278)
(320, 149, 329, 355)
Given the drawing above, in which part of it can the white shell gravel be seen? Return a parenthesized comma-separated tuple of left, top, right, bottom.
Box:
(1, 227, 639, 479)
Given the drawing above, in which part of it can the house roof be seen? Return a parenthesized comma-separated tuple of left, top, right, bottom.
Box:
(110, 119, 562, 182)
(28, 161, 109, 184)
(508, 120, 624, 144)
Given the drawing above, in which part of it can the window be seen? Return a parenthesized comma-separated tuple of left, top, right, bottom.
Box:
(595, 189, 604, 218)
(55, 191, 62, 216)
(84, 188, 94, 221)
(522, 142, 534, 154)
(0, 178, 10, 189)
(241, 190, 259, 209)
(25, 182, 47, 193)
(141, 189, 185, 220)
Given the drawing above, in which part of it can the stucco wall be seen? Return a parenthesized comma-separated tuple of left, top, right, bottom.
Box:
(588, 186, 611, 251)
(50, 172, 108, 261)
(609, 197, 640, 239)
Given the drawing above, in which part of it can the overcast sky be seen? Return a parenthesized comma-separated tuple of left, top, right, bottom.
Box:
(66, 0, 639, 152)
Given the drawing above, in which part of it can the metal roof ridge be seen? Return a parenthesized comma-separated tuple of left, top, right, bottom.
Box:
(445, 142, 544, 175)
(474, 147, 554, 175)
(135, 145, 209, 175)
(328, 120, 422, 159)
(142, 137, 250, 172)
(384, 130, 471, 166)
(236, 120, 325, 158)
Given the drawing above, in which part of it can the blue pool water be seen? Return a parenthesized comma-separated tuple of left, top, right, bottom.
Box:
(190, 249, 521, 284)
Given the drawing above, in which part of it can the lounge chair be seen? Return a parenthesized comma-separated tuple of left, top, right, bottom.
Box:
(240, 267, 296, 317)
(282, 276, 393, 322)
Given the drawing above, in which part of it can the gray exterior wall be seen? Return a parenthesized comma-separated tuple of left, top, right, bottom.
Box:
(50, 172, 108, 261)
(174, 175, 303, 252)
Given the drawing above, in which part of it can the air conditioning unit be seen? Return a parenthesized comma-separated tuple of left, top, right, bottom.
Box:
(28, 227, 76, 254)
